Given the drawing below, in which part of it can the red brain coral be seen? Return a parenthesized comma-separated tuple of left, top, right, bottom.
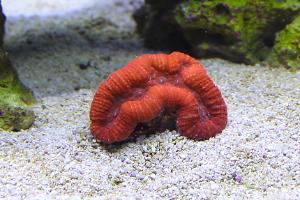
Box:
(90, 52, 227, 144)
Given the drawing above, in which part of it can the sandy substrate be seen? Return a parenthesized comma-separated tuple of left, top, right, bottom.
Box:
(1, 0, 300, 199)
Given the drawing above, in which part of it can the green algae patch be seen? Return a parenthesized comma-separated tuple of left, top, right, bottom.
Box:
(174, 0, 300, 65)
(0, 49, 36, 131)
(268, 15, 300, 70)
(135, 0, 300, 69)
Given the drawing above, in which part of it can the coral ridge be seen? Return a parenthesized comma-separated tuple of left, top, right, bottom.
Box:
(90, 52, 227, 144)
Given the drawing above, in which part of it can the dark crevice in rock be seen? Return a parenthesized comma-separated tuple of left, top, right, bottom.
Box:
(133, 1, 192, 53)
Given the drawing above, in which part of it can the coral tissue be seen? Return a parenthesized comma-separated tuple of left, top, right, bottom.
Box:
(90, 52, 227, 144)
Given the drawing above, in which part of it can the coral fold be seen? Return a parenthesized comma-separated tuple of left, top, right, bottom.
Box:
(90, 52, 227, 144)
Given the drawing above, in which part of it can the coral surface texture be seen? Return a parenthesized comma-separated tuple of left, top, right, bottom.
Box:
(90, 52, 227, 144)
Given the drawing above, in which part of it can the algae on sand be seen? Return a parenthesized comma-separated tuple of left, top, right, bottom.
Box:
(0, 49, 36, 131)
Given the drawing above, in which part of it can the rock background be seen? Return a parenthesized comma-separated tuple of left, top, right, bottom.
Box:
(134, 0, 300, 70)
(0, 4, 4, 45)
(0, 4, 35, 131)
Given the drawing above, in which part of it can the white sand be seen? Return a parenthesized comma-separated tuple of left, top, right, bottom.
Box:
(2, 0, 111, 17)
(1, 0, 300, 199)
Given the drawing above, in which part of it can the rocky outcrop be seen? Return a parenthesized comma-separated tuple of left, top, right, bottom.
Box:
(134, 0, 300, 70)
(268, 15, 300, 69)
(0, 5, 35, 131)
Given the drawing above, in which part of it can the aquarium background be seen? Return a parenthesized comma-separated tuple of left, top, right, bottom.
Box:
(0, 0, 299, 199)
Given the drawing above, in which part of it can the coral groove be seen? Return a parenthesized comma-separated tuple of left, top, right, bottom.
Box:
(90, 52, 227, 144)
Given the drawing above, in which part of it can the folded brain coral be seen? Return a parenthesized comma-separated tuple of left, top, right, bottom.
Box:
(90, 52, 227, 144)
